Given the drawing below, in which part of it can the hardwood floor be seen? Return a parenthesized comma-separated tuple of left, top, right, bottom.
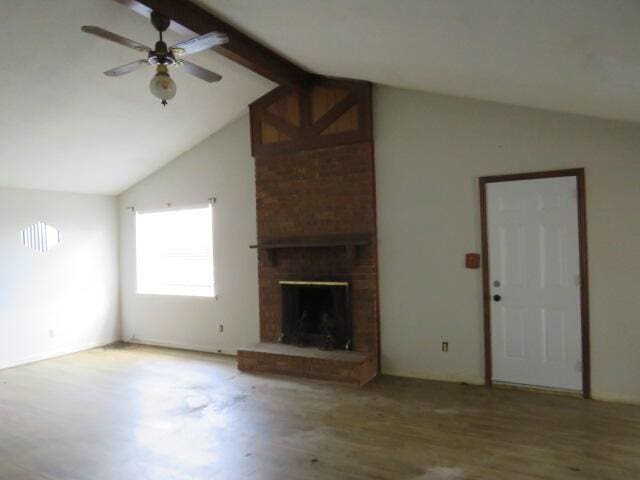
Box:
(0, 345, 638, 480)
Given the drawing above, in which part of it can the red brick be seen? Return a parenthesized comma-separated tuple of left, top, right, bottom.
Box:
(250, 141, 380, 383)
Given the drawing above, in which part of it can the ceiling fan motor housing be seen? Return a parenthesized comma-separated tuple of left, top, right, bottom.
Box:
(148, 41, 177, 66)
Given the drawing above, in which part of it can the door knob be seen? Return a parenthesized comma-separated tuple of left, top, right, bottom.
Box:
(493, 294, 502, 302)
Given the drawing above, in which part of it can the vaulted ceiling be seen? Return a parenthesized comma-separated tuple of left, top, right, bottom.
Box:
(200, 0, 640, 122)
(2, 0, 639, 194)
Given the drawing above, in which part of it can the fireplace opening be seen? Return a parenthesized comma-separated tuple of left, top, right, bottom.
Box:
(280, 281, 351, 350)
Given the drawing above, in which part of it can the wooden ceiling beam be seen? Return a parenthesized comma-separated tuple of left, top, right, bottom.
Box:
(113, 0, 312, 89)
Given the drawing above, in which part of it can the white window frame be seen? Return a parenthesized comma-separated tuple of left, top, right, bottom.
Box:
(135, 203, 215, 298)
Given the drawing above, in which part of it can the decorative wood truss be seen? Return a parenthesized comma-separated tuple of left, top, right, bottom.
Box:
(249, 79, 373, 156)
(113, 0, 311, 88)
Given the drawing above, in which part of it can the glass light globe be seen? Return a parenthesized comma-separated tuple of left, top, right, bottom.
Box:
(149, 65, 176, 105)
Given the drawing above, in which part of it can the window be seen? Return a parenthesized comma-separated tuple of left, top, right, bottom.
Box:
(135, 205, 214, 297)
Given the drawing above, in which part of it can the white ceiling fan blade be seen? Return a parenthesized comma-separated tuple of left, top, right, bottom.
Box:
(82, 26, 152, 53)
(104, 59, 149, 77)
(170, 32, 229, 56)
(176, 60, 222, 83)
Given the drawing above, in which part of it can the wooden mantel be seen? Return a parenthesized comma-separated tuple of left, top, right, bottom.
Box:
(250, 234, 370, 266)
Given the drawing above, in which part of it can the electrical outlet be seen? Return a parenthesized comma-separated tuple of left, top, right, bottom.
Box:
(218, 324, 224, 333)
(442, 341, 449, 352)
(48, 329, 55, 339)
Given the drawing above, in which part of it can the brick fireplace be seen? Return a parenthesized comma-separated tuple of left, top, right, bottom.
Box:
(237, 79, 379, 385)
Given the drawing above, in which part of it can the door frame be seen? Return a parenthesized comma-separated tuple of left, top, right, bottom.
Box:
(479, 168, 591, 399)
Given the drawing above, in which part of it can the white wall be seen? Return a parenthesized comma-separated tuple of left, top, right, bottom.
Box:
(0, 187, 119, 369)
(374, 86, 640, 404)
(118, 115, 259, 354)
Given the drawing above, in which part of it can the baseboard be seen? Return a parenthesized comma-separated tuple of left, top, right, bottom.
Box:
(382, 368, 640, 406)
(492, 381, 583, 398)
(591, 391, 640, 406)
(128, 337, 238, 357)
(0, 337, 120, 371)
(381, 368, 485, 386)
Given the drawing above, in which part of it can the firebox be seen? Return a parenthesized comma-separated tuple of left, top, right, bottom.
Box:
(280, 281, 351, 350)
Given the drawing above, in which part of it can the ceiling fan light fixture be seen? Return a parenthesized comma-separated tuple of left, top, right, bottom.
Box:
(149, 65, 176, 106)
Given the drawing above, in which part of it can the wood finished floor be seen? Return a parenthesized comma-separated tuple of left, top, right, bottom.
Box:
(0, 345, 638, 480)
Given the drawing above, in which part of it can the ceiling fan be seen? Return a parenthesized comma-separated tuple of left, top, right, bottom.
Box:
(82, 12, 228, 106)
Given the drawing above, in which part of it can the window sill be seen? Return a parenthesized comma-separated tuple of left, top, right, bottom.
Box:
(136, 291, 217, 299)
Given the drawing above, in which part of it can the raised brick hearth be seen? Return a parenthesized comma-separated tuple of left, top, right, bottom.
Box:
(237, 343, 376, 386)
(239, 79, 379, 385)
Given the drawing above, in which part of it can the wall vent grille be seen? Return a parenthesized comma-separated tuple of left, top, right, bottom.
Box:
(21, 222, 61, 252)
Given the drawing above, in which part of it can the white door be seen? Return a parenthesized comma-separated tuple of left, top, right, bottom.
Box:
(487, 176, 582, 391)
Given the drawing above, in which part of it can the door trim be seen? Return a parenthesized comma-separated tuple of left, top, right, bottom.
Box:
(479, 168, 591, 399)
